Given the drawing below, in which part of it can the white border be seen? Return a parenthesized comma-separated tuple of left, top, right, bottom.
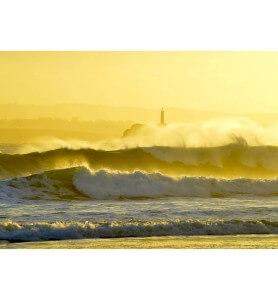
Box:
(0, 250, 277, 300)
(1, 0, 278, 50)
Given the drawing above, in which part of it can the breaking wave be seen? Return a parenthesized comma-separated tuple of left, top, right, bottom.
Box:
(0, 167, 85, 202)
(73, 169, 278, 199)
(1, 219, 278, 242)
(0, 142, 278, 179)
(0, 167, 277, 201)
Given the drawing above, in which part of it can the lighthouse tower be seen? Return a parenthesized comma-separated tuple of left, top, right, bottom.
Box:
(160, 108, 165, 126)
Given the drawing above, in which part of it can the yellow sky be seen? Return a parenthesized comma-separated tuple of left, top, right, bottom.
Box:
(0, 51, 278, 113)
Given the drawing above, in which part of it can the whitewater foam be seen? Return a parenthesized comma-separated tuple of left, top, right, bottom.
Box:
(73, 168, 278, 199)
(1, 167, 277, 202)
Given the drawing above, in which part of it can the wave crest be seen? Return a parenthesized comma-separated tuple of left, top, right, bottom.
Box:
(73, 169, 278, 199)
(1, 143, 278, 179)
(1, 167, 277, 201)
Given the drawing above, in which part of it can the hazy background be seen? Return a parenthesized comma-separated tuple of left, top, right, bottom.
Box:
(1, 51, 278, 112)
(0, 51, 277, 145)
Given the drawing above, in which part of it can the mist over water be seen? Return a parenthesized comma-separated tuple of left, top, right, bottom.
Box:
(3, 117, 277, 154)
(92, 117, 278, 149)
(1, 117, 277, 179)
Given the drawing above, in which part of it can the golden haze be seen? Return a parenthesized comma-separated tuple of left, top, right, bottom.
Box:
(1, 51, 278, 115)
(0, 51, 277, 146)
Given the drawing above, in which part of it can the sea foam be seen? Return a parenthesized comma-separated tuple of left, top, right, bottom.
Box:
(73, 168, 278, 199)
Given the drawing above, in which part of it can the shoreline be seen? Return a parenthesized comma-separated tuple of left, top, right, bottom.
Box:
(1, 234, 278, 249)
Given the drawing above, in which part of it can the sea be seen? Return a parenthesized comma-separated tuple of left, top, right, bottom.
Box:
(0, 142, 277, 243)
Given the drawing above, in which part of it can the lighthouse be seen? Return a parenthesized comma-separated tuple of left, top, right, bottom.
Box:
(160, 108, 165, 126)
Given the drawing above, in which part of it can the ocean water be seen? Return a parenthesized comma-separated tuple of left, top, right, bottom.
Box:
(0, 143, 278, 242)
